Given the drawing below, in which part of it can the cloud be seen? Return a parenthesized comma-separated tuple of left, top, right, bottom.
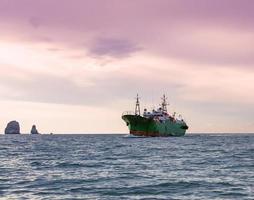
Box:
(89, 38, 141, 58)
(1, 0, 254, 67)
(1, 53, 254, 108)
(29, 17, 42, 28)
(0, 64, 98, 105)
(151, 27, 254, 66)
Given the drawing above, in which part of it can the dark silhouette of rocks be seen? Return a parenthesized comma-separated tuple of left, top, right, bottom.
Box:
(31, 125, 39, 134)
(5, 121, 20, 134)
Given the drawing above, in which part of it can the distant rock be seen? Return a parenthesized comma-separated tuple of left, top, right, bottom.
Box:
(31, 125, 39, 134)
(5, 121, 20, 134)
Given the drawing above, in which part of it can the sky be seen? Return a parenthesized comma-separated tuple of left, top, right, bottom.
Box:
(0, 0, 254, 134)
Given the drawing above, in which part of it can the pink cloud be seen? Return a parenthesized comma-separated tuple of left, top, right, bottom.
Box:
(1, 0, 254, 65)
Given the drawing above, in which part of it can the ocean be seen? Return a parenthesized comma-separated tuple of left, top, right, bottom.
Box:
(0, 134, 253, 200)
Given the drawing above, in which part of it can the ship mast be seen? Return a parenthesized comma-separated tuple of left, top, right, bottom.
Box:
(135, 94, 141, 115)
(161, 94, 169, 113)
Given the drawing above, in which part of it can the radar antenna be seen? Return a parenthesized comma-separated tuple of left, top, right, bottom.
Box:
(161, 94, 169, 113)
(135, 94, 141, 115)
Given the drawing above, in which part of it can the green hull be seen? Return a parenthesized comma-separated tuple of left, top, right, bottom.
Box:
(122, 115, 187, 137)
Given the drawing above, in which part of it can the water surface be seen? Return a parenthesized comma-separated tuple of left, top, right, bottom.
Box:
(0, 134, 253, 199)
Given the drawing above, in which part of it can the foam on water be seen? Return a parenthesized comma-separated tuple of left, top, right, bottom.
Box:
(123, 134, 146, 138)
(0, 134, 253, 199)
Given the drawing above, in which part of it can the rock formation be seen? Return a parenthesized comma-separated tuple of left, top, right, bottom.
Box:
(31, 125, 39, 134)
(5, 121, 20, 134)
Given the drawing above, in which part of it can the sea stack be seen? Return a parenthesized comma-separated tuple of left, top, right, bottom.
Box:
(31, 125, 39, 134)
(5, 121, 20, 134)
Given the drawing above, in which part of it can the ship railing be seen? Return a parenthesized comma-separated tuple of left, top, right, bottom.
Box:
(122, 111, 136, 116)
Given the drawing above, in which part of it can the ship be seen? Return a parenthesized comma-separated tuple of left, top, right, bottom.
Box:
(122, 94, 188, 137)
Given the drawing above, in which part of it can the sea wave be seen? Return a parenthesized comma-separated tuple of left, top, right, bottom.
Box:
(0, 134, 253, 199)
